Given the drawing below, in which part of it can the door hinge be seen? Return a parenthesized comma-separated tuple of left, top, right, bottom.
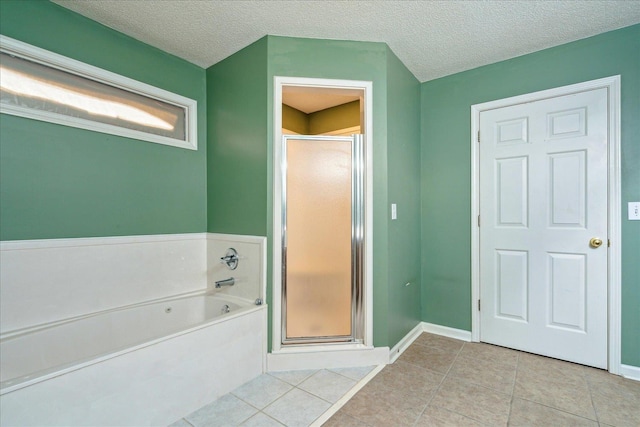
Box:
(608, 239, 611, 247)
(478, 299, 481, 311)
(477, 131, 480, 143)
(477, 215, 480, 227)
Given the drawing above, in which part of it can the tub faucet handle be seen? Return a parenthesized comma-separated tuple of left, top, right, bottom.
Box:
(220, 248, 239, 270)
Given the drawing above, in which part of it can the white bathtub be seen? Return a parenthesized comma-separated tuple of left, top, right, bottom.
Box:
(0, 292, 267, 426)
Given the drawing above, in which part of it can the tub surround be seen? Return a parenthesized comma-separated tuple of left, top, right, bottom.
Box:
(206, 233, 267, 303)
(0, 233, 267, 335)
(0, 233, 208, 334)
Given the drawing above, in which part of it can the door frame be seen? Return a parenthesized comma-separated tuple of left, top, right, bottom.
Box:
(470, 76, 621, 373)
(272, 76, 374, 354)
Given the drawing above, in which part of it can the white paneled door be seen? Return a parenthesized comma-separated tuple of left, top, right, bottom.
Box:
(479, 88, 608, 368)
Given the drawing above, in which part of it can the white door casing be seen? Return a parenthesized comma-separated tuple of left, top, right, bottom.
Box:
(272, 76, 374, 356)
(471, 76, 621, 372)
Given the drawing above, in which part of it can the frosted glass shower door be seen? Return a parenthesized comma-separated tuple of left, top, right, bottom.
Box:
(282, 135, 364, 343)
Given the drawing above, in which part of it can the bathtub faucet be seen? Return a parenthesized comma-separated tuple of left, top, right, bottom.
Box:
(215, 277, 235, 288)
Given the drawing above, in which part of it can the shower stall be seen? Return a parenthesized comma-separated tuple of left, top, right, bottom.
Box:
(281, 134, 365, 345)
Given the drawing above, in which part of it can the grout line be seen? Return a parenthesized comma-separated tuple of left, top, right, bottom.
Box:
(516, 397, 601, 423)
(507, 352, 520, 425)
(227, 392, 273, 426)
(267, 368, 318, 386)
(410, 337, 466, 426)
(326, 366, 377, 382)
(309, 364, 385, 427)
(248, 411, 284, 427)
(584, 366, 602, 423)
(293, 369, 340, 405)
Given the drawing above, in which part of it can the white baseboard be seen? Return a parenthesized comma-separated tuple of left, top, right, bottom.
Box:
(422, 322, 472, 342)
(387, 322, 472, 364)
(389, 323, 424, 363)
(267, 346, 389, 372)
(620, 364, 640, 382)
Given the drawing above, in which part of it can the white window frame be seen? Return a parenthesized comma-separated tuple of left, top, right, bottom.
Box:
(0, 35, 197, 150)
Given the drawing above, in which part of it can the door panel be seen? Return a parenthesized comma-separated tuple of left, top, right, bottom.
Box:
(496, 156, 528, 227)
(480, 88, 608, 368)
(549, 151, 586, 227)
(548, 252, 586, 331)
(496, 249, 528, 322)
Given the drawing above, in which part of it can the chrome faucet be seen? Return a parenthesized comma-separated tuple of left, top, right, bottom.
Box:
(215, 277, 235, 288)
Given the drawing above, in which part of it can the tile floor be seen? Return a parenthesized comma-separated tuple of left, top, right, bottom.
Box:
(327, 333, 640, 426)
(170, 333, 640, 426)
(169, 365, 376, 427)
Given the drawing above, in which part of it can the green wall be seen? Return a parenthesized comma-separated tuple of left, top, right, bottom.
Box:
(208, 36, 423, 349)
(0, 1, 207, 240)
(206, 38, 268, 236)
(420, 24, 640, 367)
(386, 47, 422, 347)
(266, 36, 390, 347)
(266, 36, 422, 348)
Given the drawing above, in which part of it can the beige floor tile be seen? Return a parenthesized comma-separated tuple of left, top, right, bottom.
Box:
(514, 367, 596, 420)
(414, 405, 488, 426)
(323, 410, 370, 427)
(430, 376, 511, 426)
(509, 398, 599, 426)
(398, 342, 458, 373)
(339, 362, 443, 426)
(518, 352, 588, 380)
(414, 333, 464, 353)
(340, 383, 425, 427)
(448, 352, 516, 394)
(586, 369, 640, 401)
(376, 360, 444, 404)
(458, 342, 519, 365)
(587, 373, 640, 427)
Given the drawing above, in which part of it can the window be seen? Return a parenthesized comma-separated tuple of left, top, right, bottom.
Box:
(0, 36, 197, 150)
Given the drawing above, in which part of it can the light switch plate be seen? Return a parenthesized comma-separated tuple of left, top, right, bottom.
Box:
(391, 203, 397, 220)
(629, 202, 640, 220)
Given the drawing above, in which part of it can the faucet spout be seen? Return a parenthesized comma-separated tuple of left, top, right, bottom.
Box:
(215, 277, 235, 288)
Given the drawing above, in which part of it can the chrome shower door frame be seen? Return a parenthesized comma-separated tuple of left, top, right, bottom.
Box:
(281, 134, 365, 345)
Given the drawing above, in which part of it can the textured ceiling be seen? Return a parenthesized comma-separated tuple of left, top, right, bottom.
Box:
(53, 0, 640, 82)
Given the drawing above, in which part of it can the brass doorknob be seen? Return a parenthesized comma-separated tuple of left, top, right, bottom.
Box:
(590, 238, 603, 248)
